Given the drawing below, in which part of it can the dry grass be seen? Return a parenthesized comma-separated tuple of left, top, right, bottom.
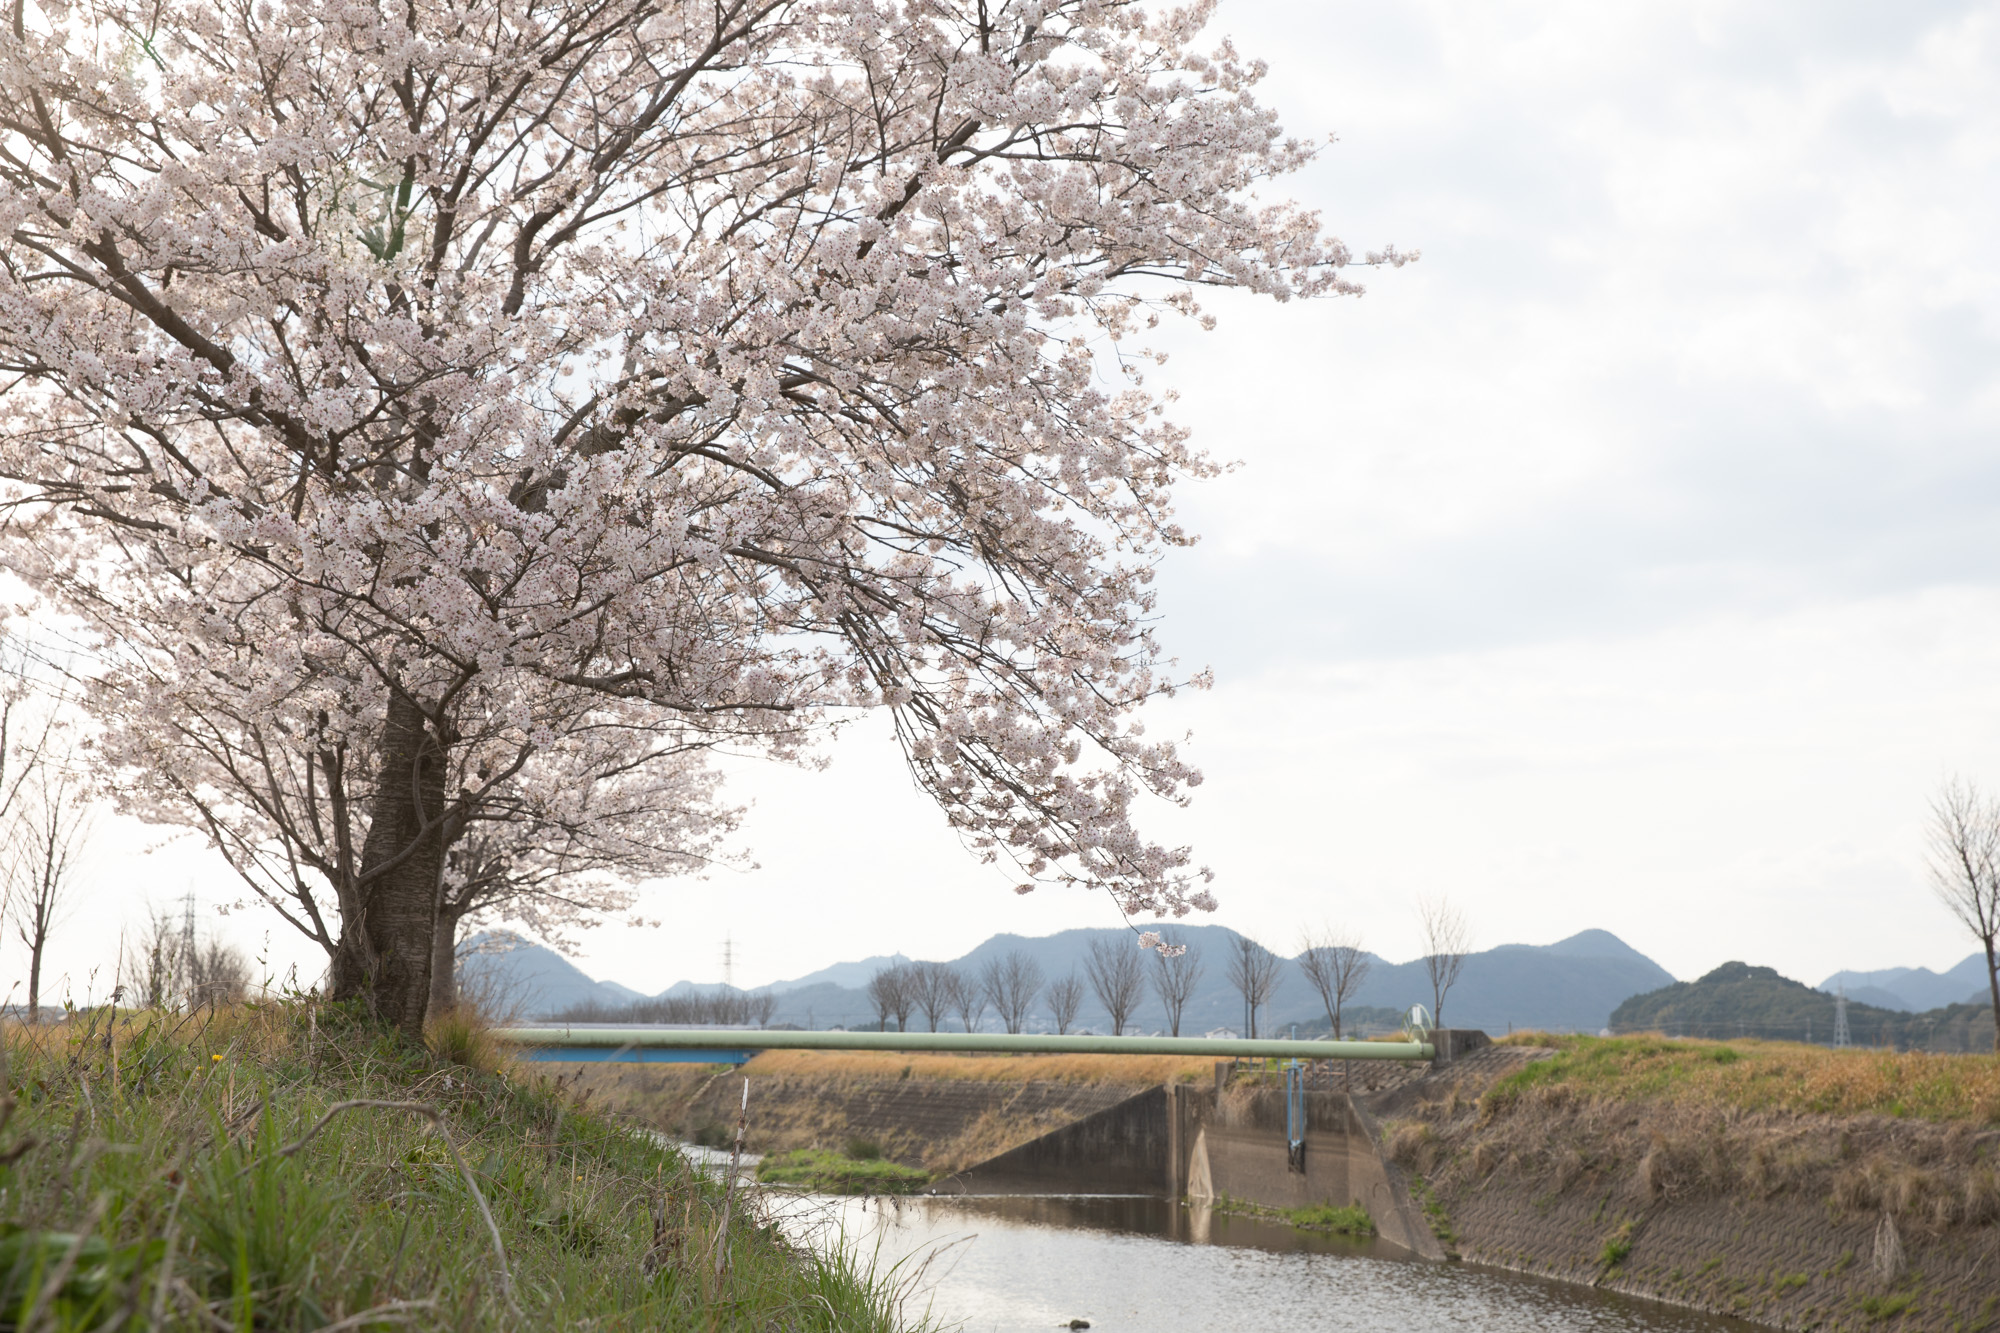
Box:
(735, 1049, 1215, 1085)
(1492, 1032, 2000, 1123)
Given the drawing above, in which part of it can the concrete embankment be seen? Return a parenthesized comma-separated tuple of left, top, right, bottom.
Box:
(557, 1049, 1204, 1174)
(1390, 1047, 2000, 1333)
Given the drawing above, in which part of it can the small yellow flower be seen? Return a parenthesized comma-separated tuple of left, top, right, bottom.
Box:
(211, 1054, 223, 1062)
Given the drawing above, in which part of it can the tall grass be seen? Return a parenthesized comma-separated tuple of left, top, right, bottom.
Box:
(1490, 1032, 2000, 1123)
(0, 998, 929, 1330)
(740, 1048, 1214, 1085)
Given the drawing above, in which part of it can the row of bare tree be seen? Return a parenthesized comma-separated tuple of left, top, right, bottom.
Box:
(860, 906, 1477, 1040)
(865, 939, 1187, 1036)
(555, 988, 780, 1027)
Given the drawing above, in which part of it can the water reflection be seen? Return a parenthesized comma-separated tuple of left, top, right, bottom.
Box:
(774, 1192, 1762, 1333)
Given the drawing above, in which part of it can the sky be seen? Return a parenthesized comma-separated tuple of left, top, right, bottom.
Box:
(18, 0, 2000, 1002)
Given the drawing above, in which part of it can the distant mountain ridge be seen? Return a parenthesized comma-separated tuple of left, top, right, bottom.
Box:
(1817, 955, 1990, 1013)
(473, 925, 1676, 1034)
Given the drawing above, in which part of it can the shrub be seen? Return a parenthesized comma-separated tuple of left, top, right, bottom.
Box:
(424, 1005, 502, 1074)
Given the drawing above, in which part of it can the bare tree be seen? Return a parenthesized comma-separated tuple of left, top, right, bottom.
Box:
(1084, 937, 1148, 1036)
(120, 904, 186, 1011)
(1298, 925, 1373, 1039)
(942, 967, 985, 1034)
(1226, 933, 1283, 1039)
(1150, 930, 1205, 1037)
(866, 966, 909, 1033)
(1046, 973, 1086, 1035)
(980, 952, 1045, 1035)
(909, 962, 954, 1033)
(1417, 897, 1473, 1028)
(119, 898, 253, 1012)
(1929, 778, 2000, 1054)
(187, 939, 252, 1008)
(5, 764, 87, 1021)
(750, 992, 779, 1027)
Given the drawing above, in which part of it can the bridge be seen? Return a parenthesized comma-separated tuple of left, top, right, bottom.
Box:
(492, 1026, 1438, 1065)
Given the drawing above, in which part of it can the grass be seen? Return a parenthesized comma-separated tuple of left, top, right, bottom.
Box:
(1598, 1220, 1635, 1268)
(1208, 1194, 1375, 1237)
(1281, 1203, 1375, 1236)
(0, 998, 924, 1331)
(754, 1150, 932, 1195)
(1861, 1291, 1917, 1320)
(1490, 1033, 2000, 1123)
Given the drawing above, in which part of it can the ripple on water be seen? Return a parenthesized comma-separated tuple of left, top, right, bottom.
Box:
(770, 1193, 1764, 1333)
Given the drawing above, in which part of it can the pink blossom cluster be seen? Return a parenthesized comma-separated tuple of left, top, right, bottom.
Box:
(0, 0, 1392, 948)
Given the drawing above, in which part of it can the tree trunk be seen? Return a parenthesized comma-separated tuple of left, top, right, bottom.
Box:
(328, 692, 448, 1038)
(25, 933, 41, 1023)
(429, 907, 464, 1019)
(1985, 936, 1999, 1056)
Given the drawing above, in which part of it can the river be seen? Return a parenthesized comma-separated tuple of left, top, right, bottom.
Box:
(768, 1190, 1763, 1333)
(679, 1142, 1756, 1332)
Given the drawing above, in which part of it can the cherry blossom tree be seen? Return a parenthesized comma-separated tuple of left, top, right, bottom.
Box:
(0, 0, 1399, 1034)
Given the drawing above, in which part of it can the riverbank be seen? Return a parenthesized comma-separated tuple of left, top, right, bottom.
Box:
(0, 1003, 908, 1329)
(1388, 1034, 2000, 1332)
(566, 1049, 1211, 1174)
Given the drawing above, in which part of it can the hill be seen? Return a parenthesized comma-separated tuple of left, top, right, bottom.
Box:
(1611, 961, 1996, 1052)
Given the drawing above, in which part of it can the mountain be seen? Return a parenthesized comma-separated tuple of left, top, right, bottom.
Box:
(458, 935, 647, 1018)
(487, 924, 1676, 1035)
(1613, 961, 1995, 1052)
(1818, 955, 1990, 1013)
(1332, 932, 1676, 1035)
(764, 954, 913, 993)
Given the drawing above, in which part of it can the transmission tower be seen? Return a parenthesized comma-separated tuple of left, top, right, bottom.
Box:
(721, 933, 734, 990)
(1833, 984, 1851, 1049)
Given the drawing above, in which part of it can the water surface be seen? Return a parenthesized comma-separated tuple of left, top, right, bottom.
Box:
(775, 1192, 1763, 1333)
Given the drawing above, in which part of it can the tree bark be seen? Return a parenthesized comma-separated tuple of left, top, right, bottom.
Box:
(328, 691, 448, 1038)
(428, 906, 464, 1019)
(1986, 936, 1999, 1056)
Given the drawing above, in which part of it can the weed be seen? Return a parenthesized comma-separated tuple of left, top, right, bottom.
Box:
(1280, 1203, 1374, 1236)
(1598, 1220, 1634, 1269)
(1773, 1272, 1809, 1296)
(1861, 1291, 1916, 1320)
(423, 1007, 502, 1075)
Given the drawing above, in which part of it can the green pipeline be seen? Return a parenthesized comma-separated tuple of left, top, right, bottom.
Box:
(492, 1027, 1435, 1061)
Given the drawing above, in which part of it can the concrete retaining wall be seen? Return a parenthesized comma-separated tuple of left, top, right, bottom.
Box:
(947, 1057, 1455, 1257)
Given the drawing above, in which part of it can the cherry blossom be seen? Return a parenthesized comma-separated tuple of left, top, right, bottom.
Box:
(0, 0, 1398, 1030)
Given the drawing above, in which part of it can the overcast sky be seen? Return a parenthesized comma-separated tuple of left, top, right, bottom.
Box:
(23, 0, 2000, 1002)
